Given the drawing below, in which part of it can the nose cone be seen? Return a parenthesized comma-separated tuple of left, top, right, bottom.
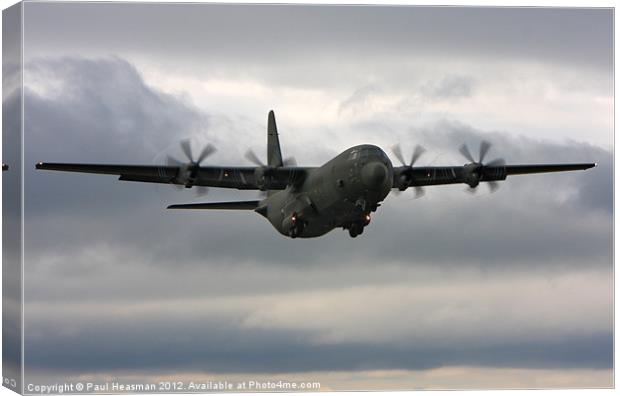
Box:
(361, 162, 388, 189)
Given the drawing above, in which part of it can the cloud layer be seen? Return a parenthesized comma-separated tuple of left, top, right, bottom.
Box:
(16, 3, 614, 389)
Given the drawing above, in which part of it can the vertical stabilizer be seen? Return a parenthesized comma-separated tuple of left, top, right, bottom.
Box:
(267, 110, 283, 167)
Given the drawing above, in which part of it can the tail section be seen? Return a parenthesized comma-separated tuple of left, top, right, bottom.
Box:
(267, 110, 283, 167)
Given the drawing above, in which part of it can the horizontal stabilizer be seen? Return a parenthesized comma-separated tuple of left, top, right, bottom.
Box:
(167, 200, 261, 210)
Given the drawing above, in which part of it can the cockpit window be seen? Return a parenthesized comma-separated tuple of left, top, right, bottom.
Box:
(350, 147, 382, 160)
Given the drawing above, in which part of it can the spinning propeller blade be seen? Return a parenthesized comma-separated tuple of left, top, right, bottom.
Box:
(391, 143, 426, 199)
(459, 141, 505, 193)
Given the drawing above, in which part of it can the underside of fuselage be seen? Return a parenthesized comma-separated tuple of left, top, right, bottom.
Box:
(256, 144, 393, 238)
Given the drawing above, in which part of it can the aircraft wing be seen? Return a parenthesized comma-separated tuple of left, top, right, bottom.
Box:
(393, 163, 596, 189)
(35, 162, 311, 190)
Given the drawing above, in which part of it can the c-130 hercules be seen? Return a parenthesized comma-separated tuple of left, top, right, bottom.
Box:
(37, 111, 596, 238)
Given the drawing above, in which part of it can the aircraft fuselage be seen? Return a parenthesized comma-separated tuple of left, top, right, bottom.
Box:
(257, 144, 393, 238)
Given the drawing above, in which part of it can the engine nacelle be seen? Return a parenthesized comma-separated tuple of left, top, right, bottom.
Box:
(175, 164, 198, 188)
(463, 163, 482, 188)
(394, 169, 412, 191)
(254, 167, 273, 190)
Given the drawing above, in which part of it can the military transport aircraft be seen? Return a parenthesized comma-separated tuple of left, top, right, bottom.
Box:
(36, 111, 596, 238)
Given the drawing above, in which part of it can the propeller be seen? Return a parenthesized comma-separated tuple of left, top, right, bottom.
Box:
(245, 149, 297, 168)
(167, 139, 217, 195)
(245, 148, 297, 195)
(245, 149, 266, 167)
(458, 140, 505, 193)
(391, 144, 426, 198)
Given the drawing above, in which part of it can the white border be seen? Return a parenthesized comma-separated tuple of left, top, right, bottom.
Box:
(0, 2, 615, 396)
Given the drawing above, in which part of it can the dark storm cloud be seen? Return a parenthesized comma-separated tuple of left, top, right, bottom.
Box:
(24, 312, 612, 373)
(25, 56, 207, 162)
(20, 56, 612, 378)
(23, 4, 613, 72)
(24, 56, 231, 218)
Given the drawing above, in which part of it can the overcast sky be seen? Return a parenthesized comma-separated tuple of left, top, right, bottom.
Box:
(13, 2, 614, 390)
